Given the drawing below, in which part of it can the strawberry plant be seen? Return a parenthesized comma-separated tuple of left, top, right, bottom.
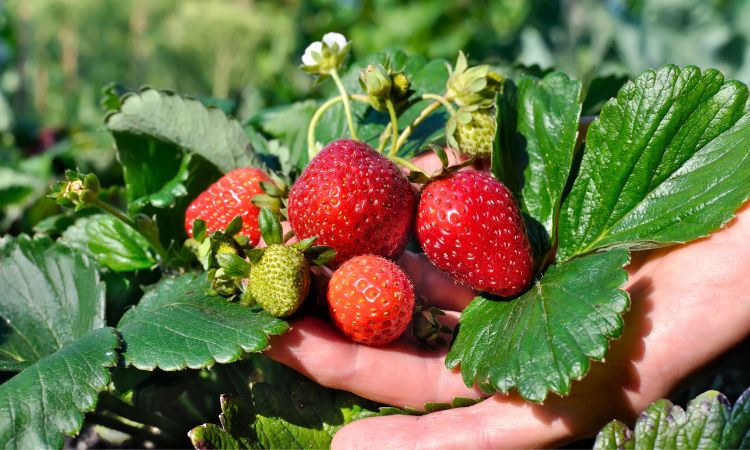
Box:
(2, 29, 750, 450)
(594, 387, 750, 449)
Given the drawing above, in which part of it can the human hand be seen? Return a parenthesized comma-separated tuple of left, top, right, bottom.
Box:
(265, 160, 750, 448)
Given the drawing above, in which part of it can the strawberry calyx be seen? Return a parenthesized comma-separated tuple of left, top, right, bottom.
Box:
(406, 145, 476, 188)
(49, 170, 101, 211)
(411, 299, 454, 349)
(251, 172, 290, 220)
(203, 208, 335, 307)
(445, 51, 503, 109)
(184, 215, 251, 298)
(253, 208, 336, 267)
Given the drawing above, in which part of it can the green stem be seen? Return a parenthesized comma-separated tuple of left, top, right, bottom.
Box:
(388, 155, 424, 174)
(385, 98, 400, 156)
(94, 199, 169, 263)
(94, 199, 137, 228)
(307, 96, 343, 159)
(396, 94, 456, 150)
(307, 94, 371, 159)
(330, 68, 357, 140)
(350, 94, 372, 104)
(377, 97, 421, 153)
(422, 93, 457, 114)
(99, 393, 186, 438)
(377, 122, 391, 153)
(90, 413, 183, 448)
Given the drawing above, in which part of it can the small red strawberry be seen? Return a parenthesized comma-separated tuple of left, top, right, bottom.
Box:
(184, 168, 270, 246)
(327, 255, 415, 346)
(416, 169, 533, 297)
(287, 139, 416, 266)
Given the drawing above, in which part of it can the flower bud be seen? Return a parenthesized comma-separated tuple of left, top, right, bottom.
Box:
(359, 64, 392, 98)
(390, 72, 412, 111)
(445, 51, 498, 109)
(210, 268, 239, 297)
(49, 171, 100, 210)
(83, 173, 100, 193)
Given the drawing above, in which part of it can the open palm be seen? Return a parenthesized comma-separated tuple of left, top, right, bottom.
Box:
(266, 168, 750, 448)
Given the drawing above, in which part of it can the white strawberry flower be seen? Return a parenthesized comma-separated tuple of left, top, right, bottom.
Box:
(300, 32, 350, 76)
(301, 41, 323, 67)
(322, 32, 348, 52)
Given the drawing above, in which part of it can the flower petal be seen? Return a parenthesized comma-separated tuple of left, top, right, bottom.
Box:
(322, 32, 348, 50)
(301, 41, 323, 66)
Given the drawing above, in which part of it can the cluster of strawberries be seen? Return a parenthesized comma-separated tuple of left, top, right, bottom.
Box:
(185, 139, 533, 346)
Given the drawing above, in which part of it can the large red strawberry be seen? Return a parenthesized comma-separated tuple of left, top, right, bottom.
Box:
(416, 169, 533, 297)
(287, 139, 416, 266)
(327, 255, 415, 346)
(184, 168, 269, 245)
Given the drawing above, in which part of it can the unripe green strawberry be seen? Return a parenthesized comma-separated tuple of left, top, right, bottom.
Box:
(249, 245, 310, 318)
(454, 108, 496, 157)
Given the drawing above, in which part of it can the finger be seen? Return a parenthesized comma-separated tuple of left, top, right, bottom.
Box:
(410, 150, 462, 173)
(265, 316, 482, 408)
(406, 149, 478, 177)
(332, 395, 574, 450)
(398, 251, 475, 311)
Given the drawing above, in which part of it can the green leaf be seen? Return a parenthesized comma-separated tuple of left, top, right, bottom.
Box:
(189, 355, 475, 450)
(591, 421, 634, 450)
(60, 215, 156, 272)
(305, 246, 337, 267)
(680, 391, 730, 448)
(495, 72, 582, 261)
(595, 388, 750, 450)
(106, 88, 260, 174)
(558, 65, 750, 261)
(249, 100, 317, 173)
(109, 133, 187, 211)
(0, 327, 120, 449)
(224, 215, 244, 237)
(258, 208, 282, 246)
(188, 423, 242, 450)
(0, 235, 105, 371)
(722, 387, 750, 448)
(251, 382, 378, 449)
(217, 253, 252, 277)
(581, 73, 628, 116)
(117, 273, 288, 371)
(87, 216, 156, 272)
(0, 167, 41, 207)
(104, 92, 234, 252)
(445, 249, 630, 402)
(190, 377, 382, 449)
(128, 152, 192, 212)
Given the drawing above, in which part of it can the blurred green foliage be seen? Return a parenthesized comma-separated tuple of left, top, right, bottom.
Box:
(3, 0, 750, 130)
(2, 0, 750, 234)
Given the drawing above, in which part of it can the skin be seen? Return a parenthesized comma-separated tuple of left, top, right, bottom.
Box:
(265, 153, 750, 449)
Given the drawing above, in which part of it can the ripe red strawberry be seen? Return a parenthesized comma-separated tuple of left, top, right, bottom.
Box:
(184, 168, 269, 245)
(416, 170, 533, 297)
(287, 139, 416, 266)
(327, 255, 415, 346)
